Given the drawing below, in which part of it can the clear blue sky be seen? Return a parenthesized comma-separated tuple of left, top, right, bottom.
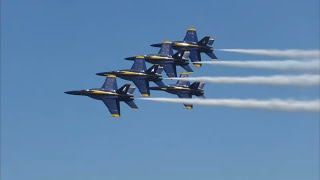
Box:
(1, 0, 319, 179)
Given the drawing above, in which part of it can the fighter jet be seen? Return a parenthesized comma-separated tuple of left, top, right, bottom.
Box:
(151, 28, 217, 67)
(65, 76, 138, 117)
(125, 41, 193, 77)
(96, 56, 165, 97)
(149, 72, 205, 109)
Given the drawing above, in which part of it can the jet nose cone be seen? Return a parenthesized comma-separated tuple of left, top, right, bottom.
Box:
(96, 72, 106, 76)
(150, 43, 162, 47)
(96, 72, 118, 77)
(64, 90, 82, 95)
(125, 56, 135, 60)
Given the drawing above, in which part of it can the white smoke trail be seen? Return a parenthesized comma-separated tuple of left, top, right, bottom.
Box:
(218, 49, 320, 59)
(167, 75, 320, 87)
(199, 60, 320, 71)
(139, 98, 320, 112)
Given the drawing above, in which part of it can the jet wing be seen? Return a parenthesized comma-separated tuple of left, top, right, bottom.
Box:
(101, 76, 118, 91)
(131, 57, 147, 72)
(132, 79, 150, 96)
(183, 28, 198, 43)
(102, 98, 121, 117)
(162, 64, 177, 77)
(177, 92, 192, 99)
(189, 50, 201, 63)
(158, 43, 173, 56)
(177, 92, 193, 109)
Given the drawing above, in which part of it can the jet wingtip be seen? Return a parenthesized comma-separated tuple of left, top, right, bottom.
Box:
(193, 63, 202, 67)
(141, 94, 150, 97)
(187, 28, 196, 31)
(111, 114, 120, 117)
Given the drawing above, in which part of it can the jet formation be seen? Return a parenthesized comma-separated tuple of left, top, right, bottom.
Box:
(65, 28, 217, 117)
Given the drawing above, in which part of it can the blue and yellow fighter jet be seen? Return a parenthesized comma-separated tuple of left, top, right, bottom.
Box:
(96, 57, 165, 97)
(150, 28, 217, 67)
(149, 72, 205, 109)
(65, 76, 138, 117)
(125, 41, 193, 77)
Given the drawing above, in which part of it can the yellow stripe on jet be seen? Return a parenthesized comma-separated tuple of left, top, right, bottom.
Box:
(173, 42, 200, 47)
(90, 90, 118, 95)
(172, 87, 190, 90)
(120, 71, 147, 76)
(181, 72, 192, 75)
(148, 55, 174, 60)
(106, 74, 116, 77)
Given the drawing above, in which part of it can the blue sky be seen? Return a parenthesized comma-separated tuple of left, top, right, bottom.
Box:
(1, 0, 319, 179)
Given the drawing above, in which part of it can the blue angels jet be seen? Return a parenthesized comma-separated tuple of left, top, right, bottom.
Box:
(125, 41, 193, 77)
(96, 57, 165, 97)
(149, 72, 205, 109)
(65, 76, 138, 117)
(151, 28, 217, 67)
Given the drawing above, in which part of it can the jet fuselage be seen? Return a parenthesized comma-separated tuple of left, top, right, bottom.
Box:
(64, 88, 134, 101)
(125, 54, 189, 66)
(96, 70, 162, 82)
(151, 41, 213, 52)
(149, 85, 204, 96)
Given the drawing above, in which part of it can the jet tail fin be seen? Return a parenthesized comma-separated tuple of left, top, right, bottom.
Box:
(172, 51, 190, 60)
(198, 82, 205, 90)
(116, 84, 131, 94)
(207, 38, 214, 46)
(189, 82, 200, 89)
(131, 56, 147, 72)
(127, 86, 136, 95)
(125, 100, 138, 110)
(197, 36, 210, 46)
(189, 82, 205, 90)
(145, 64, 163, 74)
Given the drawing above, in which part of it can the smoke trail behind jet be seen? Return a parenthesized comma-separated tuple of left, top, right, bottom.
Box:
(139, 98, 320, 112)
(199, 60, 319, 71)
(167, 75, 320, 87)
(218, 49, 320, 59)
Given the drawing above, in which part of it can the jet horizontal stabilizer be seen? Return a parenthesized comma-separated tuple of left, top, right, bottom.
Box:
(125, 100, 138, 110)
(205, 51, 218, 60)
